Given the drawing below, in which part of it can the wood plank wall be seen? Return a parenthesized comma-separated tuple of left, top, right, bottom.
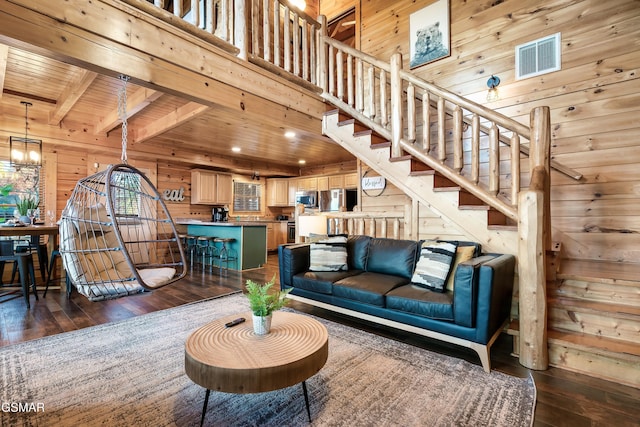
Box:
(320, 0, 640, 264)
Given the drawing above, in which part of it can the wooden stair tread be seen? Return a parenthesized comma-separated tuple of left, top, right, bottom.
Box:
(547, 329, 640, 359)
(548, 296, 640, 317)
(558, 259, 640, 284)
(487, 224, 518, 231)
(459, 204, 490, 210)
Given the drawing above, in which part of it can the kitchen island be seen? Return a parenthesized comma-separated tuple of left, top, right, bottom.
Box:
(176, 220, 267, 270)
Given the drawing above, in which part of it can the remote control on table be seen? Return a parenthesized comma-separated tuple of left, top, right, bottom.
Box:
(225, 317, 246, 328)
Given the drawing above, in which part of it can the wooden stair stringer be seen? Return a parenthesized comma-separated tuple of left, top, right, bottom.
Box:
(322, 110, 517, 255)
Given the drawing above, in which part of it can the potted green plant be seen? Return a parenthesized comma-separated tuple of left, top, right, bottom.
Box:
(15, 194, 39, 224)
(245, 275, 291, 335)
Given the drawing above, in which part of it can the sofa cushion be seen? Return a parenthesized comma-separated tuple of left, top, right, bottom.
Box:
(385, 284, 454, 321)
(309, 235, 348, 271)
(292, 270, 362, 294)
(411, 240, 458, 293)
(347, 235, 371, 270)
(445, 245, 476, 292)
(365, 238, 418, 279)
(333, 272, 410, 306)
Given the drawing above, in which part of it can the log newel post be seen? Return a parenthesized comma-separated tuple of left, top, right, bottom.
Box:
(390, 52, 403, 158)
(518, 106, 551, 371)
(235, 0, 248, 60)
(317, 15, 327, 94)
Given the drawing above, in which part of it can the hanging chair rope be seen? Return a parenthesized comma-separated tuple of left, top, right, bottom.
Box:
(117, 74, 129, 164)
(59, 75, 186, 301)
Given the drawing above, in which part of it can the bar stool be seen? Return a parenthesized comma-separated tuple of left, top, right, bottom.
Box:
(185, 235, 199, 270)
(213, 237, 237, 274)
(195, 236, 216, 271)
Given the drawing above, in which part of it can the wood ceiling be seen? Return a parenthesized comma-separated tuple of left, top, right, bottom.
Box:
(0, 42, 356, 177)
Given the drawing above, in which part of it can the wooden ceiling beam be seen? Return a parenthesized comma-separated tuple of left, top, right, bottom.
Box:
(131, 101, 209, 144)
(94, 87, 164, 136)
(0, 120, 299, 176)
(48, 69, 98, 125)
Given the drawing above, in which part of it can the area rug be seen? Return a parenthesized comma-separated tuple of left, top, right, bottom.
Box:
(0, 293, 535, 426)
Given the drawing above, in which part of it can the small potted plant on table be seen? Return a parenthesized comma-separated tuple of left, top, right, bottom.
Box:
(15, 194, 39, 225)
(245, 275, 291, 335)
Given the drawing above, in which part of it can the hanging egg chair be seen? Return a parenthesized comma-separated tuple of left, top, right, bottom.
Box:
(59, 164, 186, 301)
(59, 75, 186, 301)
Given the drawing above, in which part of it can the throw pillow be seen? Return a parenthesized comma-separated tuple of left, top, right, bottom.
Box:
(411, 240, 458, 292)
(309, 235, 348, 271)
(445, 245, 476, 292)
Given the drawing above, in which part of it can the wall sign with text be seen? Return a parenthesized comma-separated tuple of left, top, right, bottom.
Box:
(362, 176, 386, 190)
(162, 187, 185, 202)
(362, 176, 386, 197)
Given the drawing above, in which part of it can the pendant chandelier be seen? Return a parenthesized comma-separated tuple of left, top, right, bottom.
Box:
(9, 101, 42, 168)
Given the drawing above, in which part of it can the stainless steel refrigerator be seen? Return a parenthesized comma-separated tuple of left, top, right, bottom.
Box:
(319, 189, 343, 212)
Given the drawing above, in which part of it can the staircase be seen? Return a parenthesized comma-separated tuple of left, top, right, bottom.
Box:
(322, 109, 518, 254)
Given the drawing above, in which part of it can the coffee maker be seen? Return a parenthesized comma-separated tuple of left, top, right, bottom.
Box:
(212, 206, 229, 222)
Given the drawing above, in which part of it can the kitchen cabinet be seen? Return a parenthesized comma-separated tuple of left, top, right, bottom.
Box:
(266, 222, 288, 251)
(266, 223, 276, 250)
(344, 172, 358, 189)
(297, 177, 317, 191)
(191, 170, 232, 205)
(288, 179, 297, 206)
(328, 175, 344, 189)
(266, 178, 289, 206)
(317, 176, 329, 191)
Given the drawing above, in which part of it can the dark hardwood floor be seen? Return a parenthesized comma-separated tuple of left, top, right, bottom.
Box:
(1, 254, 639, 426)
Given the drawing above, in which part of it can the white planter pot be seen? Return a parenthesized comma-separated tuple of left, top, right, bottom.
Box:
(252, 314, 272, 335)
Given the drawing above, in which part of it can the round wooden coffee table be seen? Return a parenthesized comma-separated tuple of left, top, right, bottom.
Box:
(185, 311, 328, 426)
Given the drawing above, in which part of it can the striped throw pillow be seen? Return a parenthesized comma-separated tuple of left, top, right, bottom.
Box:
(411, 240, 458, 292)
(309, 235, 348, 271)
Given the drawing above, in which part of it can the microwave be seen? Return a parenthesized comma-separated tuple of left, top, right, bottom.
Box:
(295, 191, 317, 208)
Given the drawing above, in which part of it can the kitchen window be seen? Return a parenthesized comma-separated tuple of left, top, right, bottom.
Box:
(233, 181, 261, 212)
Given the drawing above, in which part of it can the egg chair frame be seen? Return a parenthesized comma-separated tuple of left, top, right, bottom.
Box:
(59, 163, 186, 301)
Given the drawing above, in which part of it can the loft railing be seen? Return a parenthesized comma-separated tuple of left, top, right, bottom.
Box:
(325, 212, 404, 239)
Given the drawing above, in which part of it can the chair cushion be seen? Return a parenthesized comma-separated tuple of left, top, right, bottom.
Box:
(309, 235, 348, 271)
(411, 240, 458, 293)
(138, 267, 176, 288)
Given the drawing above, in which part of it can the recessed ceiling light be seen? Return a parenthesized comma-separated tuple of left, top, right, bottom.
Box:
(298, 159, 306, 164)
(284, 131, 296, 138)
(231, 146, 241, 152)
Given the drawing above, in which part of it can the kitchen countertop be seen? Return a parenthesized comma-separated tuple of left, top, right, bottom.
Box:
(175, 219, 287, 226)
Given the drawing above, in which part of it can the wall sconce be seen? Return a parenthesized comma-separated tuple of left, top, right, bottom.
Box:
(486, 75, 501, 102)
(9, 101, 42, 168)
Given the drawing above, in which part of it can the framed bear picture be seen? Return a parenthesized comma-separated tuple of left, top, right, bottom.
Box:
(409, 0, 451, 68)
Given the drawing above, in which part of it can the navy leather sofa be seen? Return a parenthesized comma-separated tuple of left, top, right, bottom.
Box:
(278, 235, 516, 372)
